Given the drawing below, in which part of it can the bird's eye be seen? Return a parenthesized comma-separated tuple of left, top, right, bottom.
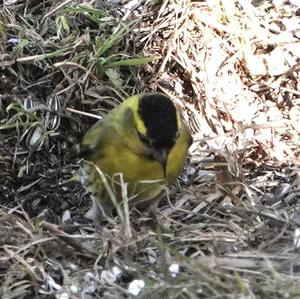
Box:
(137, 131, 151, 145)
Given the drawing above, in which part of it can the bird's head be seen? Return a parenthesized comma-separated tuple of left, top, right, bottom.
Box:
(134, 93, 180, 177)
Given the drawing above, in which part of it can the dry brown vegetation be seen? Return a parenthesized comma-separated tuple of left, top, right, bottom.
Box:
(1, 0, 300, 298)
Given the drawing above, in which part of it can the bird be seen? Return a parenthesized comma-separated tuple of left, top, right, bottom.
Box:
(79, 93, 192, 219)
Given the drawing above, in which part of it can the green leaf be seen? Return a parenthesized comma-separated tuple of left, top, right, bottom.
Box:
(95, 21, 137, 58)
(13, 39, 29, 56)
(64, 5, 106, 23)
(56, 15, 70, 37)
(104, 56, 161, 69)
(105, 68, 123, 89)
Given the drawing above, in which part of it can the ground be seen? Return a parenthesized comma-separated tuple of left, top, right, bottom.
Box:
(1, 0, 300, 298)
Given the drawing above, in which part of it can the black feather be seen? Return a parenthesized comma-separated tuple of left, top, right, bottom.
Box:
(138, 94, 178, 149)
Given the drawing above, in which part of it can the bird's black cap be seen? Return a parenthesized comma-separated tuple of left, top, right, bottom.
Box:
(138, 94, 178, 149)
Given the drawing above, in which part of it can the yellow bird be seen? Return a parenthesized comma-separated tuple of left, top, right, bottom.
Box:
(79, 93, 192, 218)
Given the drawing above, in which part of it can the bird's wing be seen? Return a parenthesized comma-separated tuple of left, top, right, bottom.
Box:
(79, 119, 111, 159)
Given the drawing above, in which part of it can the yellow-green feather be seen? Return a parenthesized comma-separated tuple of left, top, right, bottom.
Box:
(80, 94, 191, 207)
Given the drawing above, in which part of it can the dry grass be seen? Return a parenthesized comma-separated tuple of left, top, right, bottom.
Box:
(1, 0, 300, 298)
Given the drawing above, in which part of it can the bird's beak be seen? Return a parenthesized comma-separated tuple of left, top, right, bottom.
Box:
(153, 148, 169, 177)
